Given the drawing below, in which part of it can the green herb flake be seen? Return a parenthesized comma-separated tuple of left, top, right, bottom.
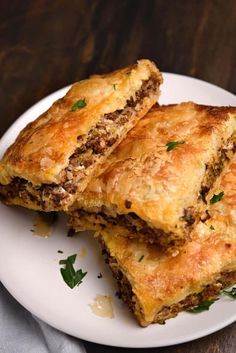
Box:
(59, 254, 87, 289)
(223, 287, 236, 300)
(187, 298, 218, 313)
(210, 191, 224, 204)
(57, 250, 63, 254)
(210, 225, 215, 230)
(166, 140, 185, 152)
(138, 255, 144, 262)
(71, 99, 87, 112)
(126, 71, 131, 76)
(112, 83, 117, 90)
(158, 320, 166, 325)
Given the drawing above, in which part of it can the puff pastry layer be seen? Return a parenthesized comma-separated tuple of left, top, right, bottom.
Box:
(69, 103, 236, 247)
(0, 60, 162, 211)
(96, 157, 236, 326)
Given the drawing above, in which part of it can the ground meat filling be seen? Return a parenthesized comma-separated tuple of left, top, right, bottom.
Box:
(181, 207, 196, 226)
(61, 76, 159, 190)
(0, 76, 159, 208)
(183, 139, 236, 223)
(100, 239, 140, 320)
(100, 239, 236, 325)
(76, 209, 185, 247)
(0, 177, 68, 208)
(199, 140, 236, 203)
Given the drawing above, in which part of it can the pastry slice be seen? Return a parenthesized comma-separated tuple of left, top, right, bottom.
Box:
(0, 60, 162, 211)
(69, 103, 236, 247)
(96, 158, 236, 326)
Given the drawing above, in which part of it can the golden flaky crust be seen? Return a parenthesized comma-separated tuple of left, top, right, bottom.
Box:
(97, 157, 236, 326)
(70, 103, 236, 242)
(0, 59, 162, 211)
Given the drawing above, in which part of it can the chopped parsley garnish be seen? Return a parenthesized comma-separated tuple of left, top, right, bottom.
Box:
(126, 71, 131, 76)
(138, 255, 144, 262)
(57, 250, 63, 254)
(166, 140, 185, 152)
(97, 273, 103, 279)
(187, 298, 218, 313)
(71, 99, 87, 111)
(112, 83, 117, 90)
(210, 225, 215, 230)
(210, 191, 224, 204)
(37, 212, 58, 225)
(223, 287, 236, 300)
(158, 320, 166, 325)
(59, 254, 87, 289)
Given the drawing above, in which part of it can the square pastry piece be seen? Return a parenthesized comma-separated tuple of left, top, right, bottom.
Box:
(96, 158, 236, 326)
(69, 103, 236, 247)
(0, 60, 162, 211)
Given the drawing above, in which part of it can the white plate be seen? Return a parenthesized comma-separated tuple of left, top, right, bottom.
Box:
(0, 73, 236, 348)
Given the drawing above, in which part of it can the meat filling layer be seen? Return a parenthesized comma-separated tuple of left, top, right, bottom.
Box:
(199, 139, 236, 203)
(74, 209, 185, 247)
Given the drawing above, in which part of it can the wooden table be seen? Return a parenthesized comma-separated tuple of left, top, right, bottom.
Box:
(0, 1, 235, 352)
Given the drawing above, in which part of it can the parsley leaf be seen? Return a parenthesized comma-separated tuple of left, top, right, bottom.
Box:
(59, 254, 76, 265)
(187, 298, 218, 313)
(210, 225, 215, 230)
(210, 191, 224, 204)
(59, 254, 87, 289)
(223, 287, 236, 300)
(166, 140, 185, 152)
(71, 99, 87, 111)
(138, 255, 144, 262)
(112, 83, 117, 90)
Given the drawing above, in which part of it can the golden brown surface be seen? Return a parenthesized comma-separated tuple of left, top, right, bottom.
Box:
(70, 103, 236, 241)
(0, 59, 162, 211)
(98, 157, 236, 326)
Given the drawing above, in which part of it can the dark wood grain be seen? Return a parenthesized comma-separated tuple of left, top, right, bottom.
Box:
(0, 1, 235, 352)
(0, 0, 235, 138)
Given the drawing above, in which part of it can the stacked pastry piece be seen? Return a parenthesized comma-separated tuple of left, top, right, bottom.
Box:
(0, 60, 162, 211)
(69, 103, 236, 326)
(0, 59, 236, 327)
